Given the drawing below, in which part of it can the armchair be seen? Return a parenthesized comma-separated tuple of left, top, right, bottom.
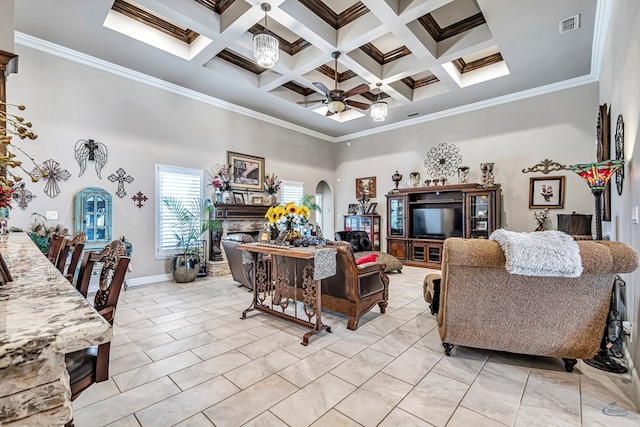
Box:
(222, 233, 254, 290)
(431, 238, 638, 371)
(335, 230, 403, 273)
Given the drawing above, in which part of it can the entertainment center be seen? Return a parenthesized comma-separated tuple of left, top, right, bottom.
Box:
(386, 183, 501, 268)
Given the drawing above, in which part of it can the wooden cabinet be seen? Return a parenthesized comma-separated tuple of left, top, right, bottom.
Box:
(344, 214, 381, 250)
(386, 184, 501, 268)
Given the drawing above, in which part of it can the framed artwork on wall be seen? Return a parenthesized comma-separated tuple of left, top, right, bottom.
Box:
(356, 176, 376, 198)
(227, 151, 264, 191)
(529, 176, 565, 209)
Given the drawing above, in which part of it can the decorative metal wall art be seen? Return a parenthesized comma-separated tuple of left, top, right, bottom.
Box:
(615, 114, 624, 195)
(108, 168, 134, 198)
(521, 159, 571, 174)
(424, 143, 462, 178)
(596, 104, 612, 221)
(132, 191, 148, 208)
(31, 159, 71, 198)
(11, 182, 36, 210)
(75, 138, 108, 178)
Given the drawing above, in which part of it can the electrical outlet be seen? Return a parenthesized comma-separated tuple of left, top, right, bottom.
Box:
(46, 211, 58, 220)
(623, 321, 632, 343)
(632, 206, 639, 224)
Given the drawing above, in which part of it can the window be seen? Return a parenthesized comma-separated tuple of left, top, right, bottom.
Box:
(280, 180, 304, 204)
(156, 164, 204, 259)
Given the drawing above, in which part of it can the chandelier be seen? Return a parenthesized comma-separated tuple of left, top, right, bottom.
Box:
(370, 83, 387, 122)
(253, 3, 279, 68)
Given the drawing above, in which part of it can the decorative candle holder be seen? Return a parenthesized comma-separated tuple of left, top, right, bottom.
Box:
(409, 172, 420, 187)
(424, 179, 431, 186)
(457, 166, 470, 184)
(391, 170, 402, 190)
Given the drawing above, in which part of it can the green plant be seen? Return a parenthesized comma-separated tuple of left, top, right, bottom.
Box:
(301, 193, 320, 212)
(162, 197, 222, 255)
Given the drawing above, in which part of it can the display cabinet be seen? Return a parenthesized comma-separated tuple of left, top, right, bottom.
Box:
(343, 214, 381, 250)
(74, 187, 112, 251)
(466, 189, 501, 240)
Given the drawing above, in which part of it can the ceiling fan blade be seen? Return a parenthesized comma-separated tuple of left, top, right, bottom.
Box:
(313, 82, 331, 95)
(345, 100, 370, 110)
(297, 99, 325, 105)
(345, 83, 370, 98)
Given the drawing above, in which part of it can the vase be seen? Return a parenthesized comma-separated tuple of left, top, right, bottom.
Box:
(214, 188, 223, 204)
(285, 228, 301, 244)
(269, 194, 278, 205)
(170, 253, 201, 283)
(222, 190, 231, 204)
(409, 172, 420, 187)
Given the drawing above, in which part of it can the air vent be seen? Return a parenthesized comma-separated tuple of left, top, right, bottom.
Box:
(559, 15, 580, 33)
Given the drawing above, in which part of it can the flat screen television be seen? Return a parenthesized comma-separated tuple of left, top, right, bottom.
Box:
(412, 206, 463, 239)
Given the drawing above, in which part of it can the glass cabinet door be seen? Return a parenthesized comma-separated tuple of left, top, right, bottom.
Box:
(388, 196, 406, 237)
(468, 193, 491, 239)
(75, 187, 112, 247)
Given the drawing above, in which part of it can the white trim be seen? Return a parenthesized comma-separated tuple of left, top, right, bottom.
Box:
(590, 0, 613, 81)
(125, 274, 173, 287)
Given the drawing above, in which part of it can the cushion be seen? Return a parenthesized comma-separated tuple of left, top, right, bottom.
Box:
(349, 238, 362, 252)
(358, 251, 403, 273)
(355, 253, 378, 265)
(359, 237, 372, 251)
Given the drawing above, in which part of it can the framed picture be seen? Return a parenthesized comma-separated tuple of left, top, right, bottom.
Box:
(366, 202, 378, 214)
(476, 221, 488, 230)
(227, 151, 264, 191)
(356, 176, 376, 198)
(233, 192, 245, 204)
(529, 176, 565, 209)
(251, 196, 264, 205)
(348, 204, 358, 215)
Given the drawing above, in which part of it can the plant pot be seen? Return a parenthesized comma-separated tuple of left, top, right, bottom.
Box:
(170, 253, 201, 283)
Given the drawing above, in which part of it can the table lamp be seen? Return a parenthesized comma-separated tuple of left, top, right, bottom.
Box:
(570, 159, 625, 373)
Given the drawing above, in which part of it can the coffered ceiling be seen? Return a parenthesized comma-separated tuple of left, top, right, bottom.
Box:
(13, 0, 600, 140)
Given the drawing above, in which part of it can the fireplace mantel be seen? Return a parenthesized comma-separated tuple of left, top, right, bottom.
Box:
(209, 203, 272, 261)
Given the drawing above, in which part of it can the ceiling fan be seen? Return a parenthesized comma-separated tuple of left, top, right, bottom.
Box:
(297, 52, 371, 116)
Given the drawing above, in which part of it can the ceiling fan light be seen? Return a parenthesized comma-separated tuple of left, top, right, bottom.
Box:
(253, 31, 279, 68)
(370, 101, 388, 121)
(328, 100, 346, 113)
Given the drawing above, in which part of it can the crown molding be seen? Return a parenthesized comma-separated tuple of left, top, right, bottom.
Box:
(590, 0, 612, 81)
(14, 31, 335, 142)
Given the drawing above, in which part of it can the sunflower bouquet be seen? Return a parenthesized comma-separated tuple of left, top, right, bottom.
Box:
(265, 202, 310, 233)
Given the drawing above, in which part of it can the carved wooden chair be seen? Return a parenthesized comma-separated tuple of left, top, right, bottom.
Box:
(46, 227, 68, 263)
(65, 240, 130, 410)
(55, 232, 87, 282)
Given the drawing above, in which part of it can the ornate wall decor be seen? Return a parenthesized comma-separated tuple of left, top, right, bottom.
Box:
(614, 114, 624, 195)
(423, 143, 462, 178)
(108, 168, 134, 198)
(596, 104, 611, 221)
(75, 138, 108, 178)
(521, 159, 571, 174)
(132, 191, 148, 208)
(31, 159, 71, 198)
(11, 182, 36, 210)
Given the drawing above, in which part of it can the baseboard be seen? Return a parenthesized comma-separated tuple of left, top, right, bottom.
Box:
(126, 274, 172, 287)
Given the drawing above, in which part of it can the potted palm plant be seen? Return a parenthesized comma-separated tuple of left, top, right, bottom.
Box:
(162, 197, 222, 283)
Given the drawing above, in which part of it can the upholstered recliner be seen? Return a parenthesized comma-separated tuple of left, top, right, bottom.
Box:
(335, 230, 403, 273)
(429, 237, 638, 371)
(221, 233, 254, 289)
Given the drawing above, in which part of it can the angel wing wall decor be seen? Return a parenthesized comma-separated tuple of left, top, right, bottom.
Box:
(75, 138, 108, 178)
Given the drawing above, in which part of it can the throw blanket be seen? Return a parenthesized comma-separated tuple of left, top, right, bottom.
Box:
(489, 229, 583, 277)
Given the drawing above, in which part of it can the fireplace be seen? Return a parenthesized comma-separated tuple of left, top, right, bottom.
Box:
(209, 203, 271, 261)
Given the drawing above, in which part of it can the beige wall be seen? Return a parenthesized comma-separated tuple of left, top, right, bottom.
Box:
(334, 84, 598, 242)
(0, 0, 14, 53)
(599, 0, 640, 389)
(6, 44, 334, 280)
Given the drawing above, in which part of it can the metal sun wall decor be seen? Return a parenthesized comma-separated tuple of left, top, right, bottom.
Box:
(615, 114, 624, 195)
(424, 143, 463, 179)
(31, 159, 71, 198)
(75, 138, 108, 178)
(132, 191, 148, 208)
(521, 159, 571, 174)
(108, 168, 134, 198)
(11, 182, 36, 210)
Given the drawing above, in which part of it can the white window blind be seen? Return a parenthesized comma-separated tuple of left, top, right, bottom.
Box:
(280, 180, 304, 204)
(155, 164, 204, 259)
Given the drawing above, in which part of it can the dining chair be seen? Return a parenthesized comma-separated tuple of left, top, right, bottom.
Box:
(55, 232, 87, 282)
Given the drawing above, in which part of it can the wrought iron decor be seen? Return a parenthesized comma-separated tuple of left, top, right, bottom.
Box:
(75, 138, 108, 178)
(521, 159, 571, 174)
(596, 104, 611, 221)
(132, 191, 147, 208)
(31, 159, 71, 198)
(424, 143, 462, 178)
(615, 114, 624, 195)
(108, 168, 134, 198)
(11, 182, 36, 209)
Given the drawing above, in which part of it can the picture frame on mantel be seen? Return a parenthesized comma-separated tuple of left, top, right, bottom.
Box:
(529, 176, 565, 209)
(228, 151, 264, 191)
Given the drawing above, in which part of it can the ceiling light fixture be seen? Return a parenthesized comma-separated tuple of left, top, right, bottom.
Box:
(327, 100, 346, 113)
(253, 3, 279, 68)
(370, 83, 388, 122)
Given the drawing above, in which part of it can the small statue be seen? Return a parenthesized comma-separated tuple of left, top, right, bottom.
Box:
(391, 171, 402, 190)
(534, 209, 549, 231)
(409, 172, 420, 187)
(457, 166, 470, 184)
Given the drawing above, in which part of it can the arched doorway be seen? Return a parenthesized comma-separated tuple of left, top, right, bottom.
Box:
(314, 180, 333, 238)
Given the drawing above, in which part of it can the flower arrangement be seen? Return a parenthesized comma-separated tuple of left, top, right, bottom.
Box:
(0, 101, 44, 201)
(264, 173, 281, 195)
(265, 202, 310, 232)
(208, 163, 232, 191)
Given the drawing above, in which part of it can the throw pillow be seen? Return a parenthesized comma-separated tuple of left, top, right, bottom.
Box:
(355, 253, 378, 265)
(349, 238, 362, 252)
(359, 237, 372, 251)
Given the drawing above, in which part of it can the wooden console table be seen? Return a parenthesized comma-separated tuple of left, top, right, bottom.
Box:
(0, 233, 112, 425)
(237, 243, 335, 345)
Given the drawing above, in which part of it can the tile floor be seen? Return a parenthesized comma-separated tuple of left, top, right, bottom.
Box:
(73, 267, 640, 426)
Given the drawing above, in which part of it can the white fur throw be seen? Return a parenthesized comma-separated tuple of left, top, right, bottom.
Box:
(489, 229, 583, 277)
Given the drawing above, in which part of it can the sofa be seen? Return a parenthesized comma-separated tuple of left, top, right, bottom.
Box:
(428, 237, 638, 371)
(335, 230, 403, 273)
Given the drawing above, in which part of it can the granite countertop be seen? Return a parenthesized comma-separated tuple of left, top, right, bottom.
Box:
(0, 233, 112, 369)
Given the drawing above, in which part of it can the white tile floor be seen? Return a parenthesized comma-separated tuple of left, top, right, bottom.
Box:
(73, 267, 640, 426)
